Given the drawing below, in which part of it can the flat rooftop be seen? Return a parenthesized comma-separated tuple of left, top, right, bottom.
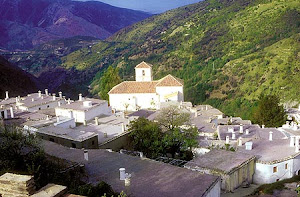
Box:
(57, 98, 107, 111)
(215, 117, 251, 125)
(18, 93, 63, 108)
(38, 115, 129, 144)
(38, 125, 98, 142)
(185, 149, 255, 174)
(43, 141, 219, 197)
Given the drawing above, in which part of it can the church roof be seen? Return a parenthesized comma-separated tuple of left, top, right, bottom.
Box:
(108, 81, 158, 94)
(156, 74, 184, 87)
(135, 61, 153, 69)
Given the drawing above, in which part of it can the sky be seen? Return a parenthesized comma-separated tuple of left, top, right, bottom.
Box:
(77, 0, 201, 14)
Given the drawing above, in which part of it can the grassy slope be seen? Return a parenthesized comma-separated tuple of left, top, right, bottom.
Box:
(62, 0, 300, 119)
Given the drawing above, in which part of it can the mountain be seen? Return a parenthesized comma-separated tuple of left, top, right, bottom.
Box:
(0, 0, 151, 50)
(0, 55, 41, 98)
(62, 0, 300, 119)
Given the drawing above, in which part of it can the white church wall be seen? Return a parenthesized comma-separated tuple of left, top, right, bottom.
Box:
(109, 93, 159, 111)
(156, 86, 184, 102)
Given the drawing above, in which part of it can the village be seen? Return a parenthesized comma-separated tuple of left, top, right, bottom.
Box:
(0, 61, 300, 197)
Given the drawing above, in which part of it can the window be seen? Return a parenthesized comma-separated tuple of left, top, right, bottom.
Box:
(47, 105, 50, 108)
(142, 70, 145, 76)
(92, 141, 95, 145)
(50, 138, 54, 142)
(285, 163, 288, 169)
(276, 179, 279, 182)
(273, 166, 277, 173)
(71, 143, 76, 148)
(38, 107, 41, 110)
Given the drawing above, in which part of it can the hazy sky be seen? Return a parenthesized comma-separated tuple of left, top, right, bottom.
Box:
(77, 0, 201, 13)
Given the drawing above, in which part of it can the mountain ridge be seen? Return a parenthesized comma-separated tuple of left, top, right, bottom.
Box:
(0, 0, 151, 50)
(62, 0, 300, 118)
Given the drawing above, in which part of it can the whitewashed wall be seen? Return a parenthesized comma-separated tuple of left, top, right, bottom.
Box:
(109, 93, 159, 111)
(156, 86, 184, 102)
(206, 179, 221, 197)
(55, 102, 111, 123)
(253, 157, 300, 184)
(19, 100, 66, 112)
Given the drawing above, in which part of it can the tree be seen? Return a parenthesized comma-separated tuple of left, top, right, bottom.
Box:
(155, 105, 191, 131)
(128, 117, 163, 158)
(128, 106, 198, 160)
(98, 66, 121, 100)
(252, 94, 286, 127)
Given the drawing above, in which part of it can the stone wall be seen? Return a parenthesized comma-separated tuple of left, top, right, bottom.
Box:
(0, 173, 35, 197)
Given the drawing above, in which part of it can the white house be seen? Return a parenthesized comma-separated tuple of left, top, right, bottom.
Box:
(55, 94, 112, 124)
(16, 90, 66, 112)
(108, 61, 184, 111)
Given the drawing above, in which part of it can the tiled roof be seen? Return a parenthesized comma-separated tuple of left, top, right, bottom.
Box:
(108, 81, 158, 94)
(109, 75, 183, 94)
(156, 74, 184, 87)
(135, 61, 153, 68)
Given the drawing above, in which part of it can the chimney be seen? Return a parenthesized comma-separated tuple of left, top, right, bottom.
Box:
(205, 105, 208, 110)
(232, 131, 236, 140)
(69, 111, 73, 119)
(83, 120, 87, 126)
(59, 92, 63, 99)
(245, 129, 249, 135)
(5, 91, 9, 100)
(262, 125, 265, 129)
(15, 97, 18, 103)
(269, 131, 273, 141)
(121, 123, 125, 132)
(84, 150, 88, 161)
(238, 137, 242, 146)
(226, 136, 230, 144)
(125, 177, 131, 187)
(104, 132, 108, 138)
(119, 168, 126, 180)
(38, 90, 42, 97)
(290, 136, 295, 147)
(31, 98, 35, 102)
(68, 98, 71, 104)
(296, 137, 299, 153)
(239, 124, 243, 134)
(245, 142, 253, 150)
(79, 94, 83, 101)
(194, 111, 197, 117)
(10, 107, 14, 118)
(46, 115, 49, 120)
(58, 102, 61, 107)
(56, 116, 60, 123)
(95, 117, 99, 125)
(52, 93, 56, 101)
(45, 89, 49, 96)
(228, 127, 234, 133)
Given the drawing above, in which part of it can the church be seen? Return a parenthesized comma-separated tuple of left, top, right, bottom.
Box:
(108, 61, 184, 111)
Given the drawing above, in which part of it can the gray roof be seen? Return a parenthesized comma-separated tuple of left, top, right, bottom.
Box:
(38, 115, 128, 144)
(42, 141, 219, 197)
(18, 93, 63, 108)
(216, 117, 251, 125)
(186, 149, 255, 174)
(57, 98, 107, 112)
(38, 125, 98, 142)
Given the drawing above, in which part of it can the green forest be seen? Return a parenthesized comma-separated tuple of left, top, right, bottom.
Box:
(62, 0, 300, 119)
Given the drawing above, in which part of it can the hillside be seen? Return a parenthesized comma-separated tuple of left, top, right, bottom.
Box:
(61, 0, 300, 118)
(0, 0, 151, 50)
(0, 55, 41, 98)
